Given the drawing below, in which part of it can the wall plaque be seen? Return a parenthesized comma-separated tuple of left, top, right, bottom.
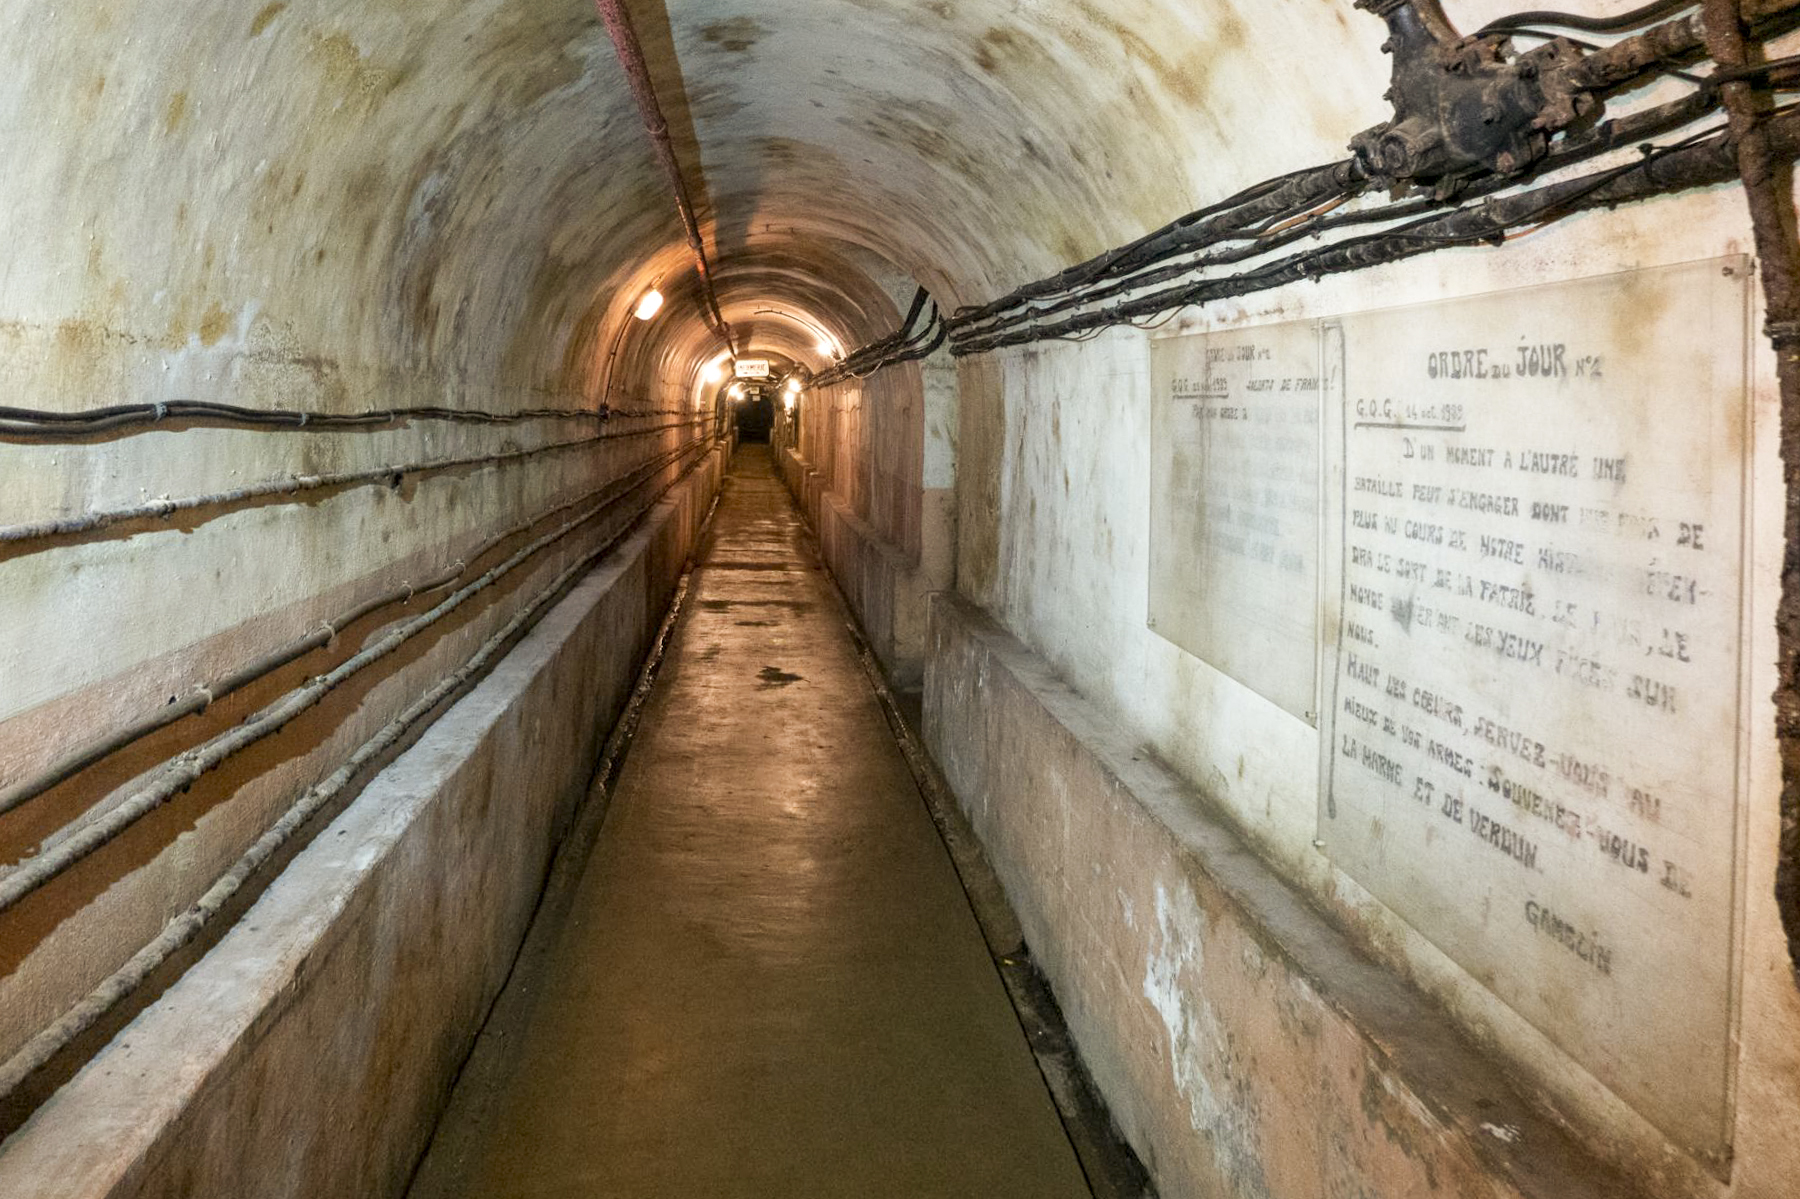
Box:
(1150, 320, 1321, 720)
(1318, 257, 1751, 1161)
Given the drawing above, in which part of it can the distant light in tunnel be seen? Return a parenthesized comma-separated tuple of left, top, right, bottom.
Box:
(702, 361, 725, 385)
(729, 383, 746, 401)
(633, 289, 665, 321)
(785, 377, 803, 395)
(816, 339, 840, 358)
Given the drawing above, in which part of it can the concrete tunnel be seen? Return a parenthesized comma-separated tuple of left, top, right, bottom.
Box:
(2, 0, 1800, 1195)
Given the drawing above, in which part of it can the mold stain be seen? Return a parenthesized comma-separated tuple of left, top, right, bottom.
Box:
(688, 80, 749, 123)
(699, 16, 766, 54)
(974, 26, 1030, 75)
(163, 91, 189, 136)
(198, 302, 231, 347)
(249, 2, 286, 38)
(308, 31, 410, 106)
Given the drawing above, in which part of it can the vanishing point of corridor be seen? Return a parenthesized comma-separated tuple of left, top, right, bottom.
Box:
(407, 447, 1090, 1199)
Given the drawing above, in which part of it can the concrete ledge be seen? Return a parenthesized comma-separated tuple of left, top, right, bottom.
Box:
(924, 594, 1635, 1199)
(777, 446, 928, 684)
(0, 451, 723, 1198)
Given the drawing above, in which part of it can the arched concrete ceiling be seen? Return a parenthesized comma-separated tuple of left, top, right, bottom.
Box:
(1, 0, 1575, 415)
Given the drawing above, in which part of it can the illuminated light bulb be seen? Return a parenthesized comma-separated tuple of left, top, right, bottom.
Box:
(817, 339, 838, 357)
(702, 361, 725, 385)
(633, 289, 665, 321)
(785, 377, 802, 394)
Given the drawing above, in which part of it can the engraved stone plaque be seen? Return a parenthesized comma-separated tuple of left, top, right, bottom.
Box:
(1150, 321, 1321, 721)
(1318, 258, 1751, 1160)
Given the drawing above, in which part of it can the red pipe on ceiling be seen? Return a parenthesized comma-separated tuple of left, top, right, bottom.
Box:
(595, 0, 737, 356)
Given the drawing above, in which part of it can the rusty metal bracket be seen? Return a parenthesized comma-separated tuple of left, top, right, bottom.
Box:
(1352, 0, 1599, 196)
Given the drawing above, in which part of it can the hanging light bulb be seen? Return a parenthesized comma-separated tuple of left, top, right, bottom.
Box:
(633, 289, 665, 321)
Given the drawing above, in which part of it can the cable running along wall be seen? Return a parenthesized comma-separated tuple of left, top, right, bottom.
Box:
(0, 438, 718, 1112)
(820, 2, 1800, 370)
(810, 0, 1800, 974)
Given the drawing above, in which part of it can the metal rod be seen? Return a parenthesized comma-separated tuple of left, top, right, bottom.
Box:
(595, 0, 736, 356)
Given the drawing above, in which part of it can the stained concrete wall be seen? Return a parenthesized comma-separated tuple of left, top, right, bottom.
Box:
(780, 360, 955, 684)
(0, 452, 722, 1198)
(926, 595, 1639, 1199)
(5, 1, 1799, 1197)
(940, 184, 1800, 1199)
(0, 0, 726, 1118)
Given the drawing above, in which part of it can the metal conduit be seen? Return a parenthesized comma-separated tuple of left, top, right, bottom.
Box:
(879, 2, 1800, 364)
(0, 437, 704, 820)
(0, 436, 713, 917)
(595, 0, 736, 356)
(0, 419, 703, 549)
(0, 443, 716, 1104)
(0, 400, 618, 441)
(951, 109, 1800, 354)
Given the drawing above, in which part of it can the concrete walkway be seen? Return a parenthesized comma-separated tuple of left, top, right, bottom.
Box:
(407, 446, 1090, 1199)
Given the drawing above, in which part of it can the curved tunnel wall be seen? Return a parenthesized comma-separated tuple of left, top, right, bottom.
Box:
(1, 2, 1798, 1198)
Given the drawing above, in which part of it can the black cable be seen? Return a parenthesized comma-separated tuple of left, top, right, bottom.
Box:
(1705, 51, 1800, 88)
(0, 399, 611, 442)
(949, 90, 1727, 346)
(0, 420, 704, 549)
(0, 439, 719, 1107)
(0, 437, 706, 820)
(951, 162, 1361, 327)
(811, 297, 948, 388)
(0, 435, 717, 918)
(1477, 1, 1696, 36)
(952, 109, 1782, 355)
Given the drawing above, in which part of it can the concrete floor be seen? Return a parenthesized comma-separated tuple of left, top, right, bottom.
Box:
(407, 445, 1091, 1199)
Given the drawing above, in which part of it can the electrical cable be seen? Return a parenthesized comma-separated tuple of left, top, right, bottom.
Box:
(811, 304, 946, 388)
(0, 437, 703, 820)
(952, 162, 1363, 328)
(0, 436, 716, 919)
(808, 294, 945, 388)
(952, 109, 1790, 355)
(950, 3, 1791, 344)
(948, 86, 1732, 351)
(1477, 2, 1696, 36)
(0, 420, 703, 550)
(0, 440, 718, 1106)
(0, 400, 612, 442)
